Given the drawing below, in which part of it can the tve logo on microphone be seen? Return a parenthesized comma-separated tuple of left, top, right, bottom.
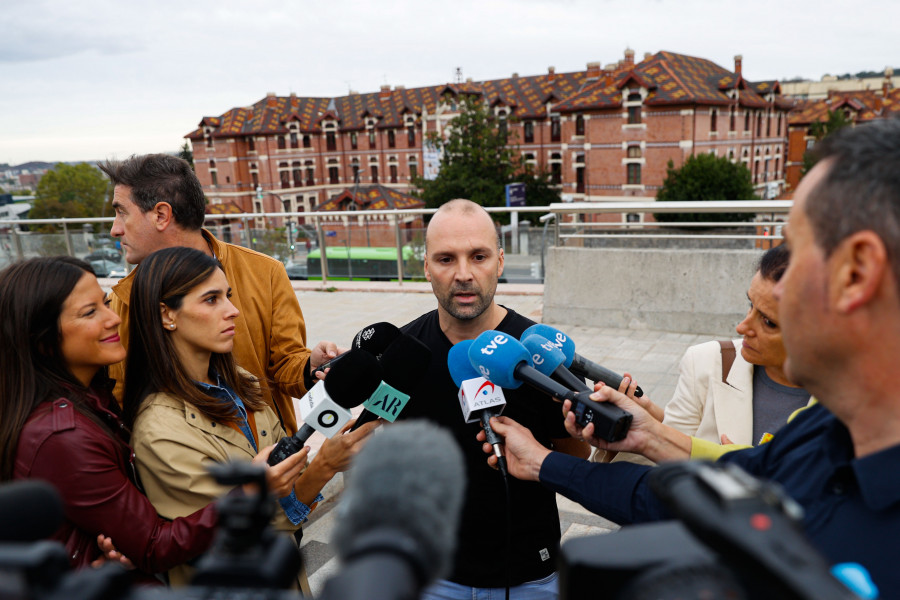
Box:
(458, 376, 506, 423)
(477, 333, 509, 355)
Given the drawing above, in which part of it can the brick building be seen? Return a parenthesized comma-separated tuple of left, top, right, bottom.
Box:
(186, 49, 794, 224)
(785, 69, 898, 190)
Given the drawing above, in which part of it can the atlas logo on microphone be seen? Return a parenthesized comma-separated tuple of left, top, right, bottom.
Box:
(458, 376, 506, 423)
(476, 380, 495, 396)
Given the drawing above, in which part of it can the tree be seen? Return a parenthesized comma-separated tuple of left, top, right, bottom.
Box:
(414, 95, 559, 222)
(179, 141, 194, 169)
(802, 109, 853, 176)
(30, 163, 110, 227)
(654, 154, 757, 223)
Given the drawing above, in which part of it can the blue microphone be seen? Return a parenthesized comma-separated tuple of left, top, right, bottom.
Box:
(522, 323, 644, 397)
(469, 330, 632, 442)
(521, 333, 591, 393)
(448, 340, 508, 477)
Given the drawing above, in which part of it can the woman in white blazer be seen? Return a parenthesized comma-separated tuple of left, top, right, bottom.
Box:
(662, 245, 810, 447)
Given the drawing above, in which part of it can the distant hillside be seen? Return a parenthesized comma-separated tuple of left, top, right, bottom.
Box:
(3, 160, 103, 173)
(9, 161, 54, 171)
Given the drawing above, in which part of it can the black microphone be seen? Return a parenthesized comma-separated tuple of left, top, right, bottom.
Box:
(522, 324, 644, 397)
(268, 349, 382, 465)
(469, 330, 632, 442)
(0, 479, 64, 542)
(349, 334, 432, 432)
(313, 322, 401, 378)
(321, 421, 465, 600)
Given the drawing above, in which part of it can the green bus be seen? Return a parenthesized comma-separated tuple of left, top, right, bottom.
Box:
(306, 246, 421, 281)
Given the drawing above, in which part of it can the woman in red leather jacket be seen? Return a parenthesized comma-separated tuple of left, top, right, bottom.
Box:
(0, 257, 221, 577)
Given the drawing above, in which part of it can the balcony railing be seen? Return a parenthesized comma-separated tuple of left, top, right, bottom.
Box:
(0, 199, 791, 284)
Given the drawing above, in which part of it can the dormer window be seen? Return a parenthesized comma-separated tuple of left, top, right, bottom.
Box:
(625, 90, 643, 125)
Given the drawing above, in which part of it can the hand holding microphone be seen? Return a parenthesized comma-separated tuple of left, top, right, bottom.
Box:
(268, 348, 383, 466)
(313, 322, 402, 379)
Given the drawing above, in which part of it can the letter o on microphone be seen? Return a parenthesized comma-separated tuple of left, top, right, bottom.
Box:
(318, 410, 339, 428)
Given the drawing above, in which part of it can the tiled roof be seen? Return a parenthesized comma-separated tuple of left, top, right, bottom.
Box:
(788, 88, 900, 125)
(187, 51, 790, 138)
(205, 201, 245, 215)
(553, 51, 785, 112)
(315, 185, 425, 212)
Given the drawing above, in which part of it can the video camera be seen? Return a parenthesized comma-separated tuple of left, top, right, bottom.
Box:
(0, 462, 301, 600)
(559, 461, 874, 600)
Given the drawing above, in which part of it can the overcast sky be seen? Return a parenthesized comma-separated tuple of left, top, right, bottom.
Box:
(1, 0, 897, 165)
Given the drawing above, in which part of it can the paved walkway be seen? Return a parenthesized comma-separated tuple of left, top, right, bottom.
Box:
(285, 281, 710, 594)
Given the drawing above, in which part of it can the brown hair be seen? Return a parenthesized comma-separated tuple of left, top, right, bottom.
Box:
(122, 247, 264, 428)
(0, 257, 111, 480)
(100, 154, 206, 230)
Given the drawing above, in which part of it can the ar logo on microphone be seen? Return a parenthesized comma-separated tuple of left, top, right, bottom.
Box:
(479, 365, 491, 379)
(476, 380, 495, 396)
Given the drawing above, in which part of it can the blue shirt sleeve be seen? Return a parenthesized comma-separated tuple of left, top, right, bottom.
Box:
(539, 452, 668, 525)
(278, 490, 325, 526)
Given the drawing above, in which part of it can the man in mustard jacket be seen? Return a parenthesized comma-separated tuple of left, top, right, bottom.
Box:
(101, 154, 331, 435)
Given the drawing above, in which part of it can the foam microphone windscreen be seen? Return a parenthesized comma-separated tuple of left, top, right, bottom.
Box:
(468, 330, 532, 389)
(323, 348, 384, 409)
(332, 421, 465, 584)
(352, 322, 402, 359)
(0, 479, 64, 542)
(522, 323, 577, 368)
(378, 334, 433, 392)
(447, 340, 478, 388)
(521, 333, 567, 377)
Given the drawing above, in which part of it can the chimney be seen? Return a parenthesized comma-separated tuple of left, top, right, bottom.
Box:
(586, 61, 602, 80)
(644, 52, 653, 61)
(379, 85, 391, 102)
(512, 72, 519, 78)
(266, 92, 277, 108)
(548, 66, 556, 82)
(734, 55, 743, 76)
(466, 77, 473, 83)
(624, 48, 635, 68)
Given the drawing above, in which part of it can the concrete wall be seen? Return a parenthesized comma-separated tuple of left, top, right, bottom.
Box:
(543, 247, 764, 336)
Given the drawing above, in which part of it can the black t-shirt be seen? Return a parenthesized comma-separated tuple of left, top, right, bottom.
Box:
(401, 308, 570, 588)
